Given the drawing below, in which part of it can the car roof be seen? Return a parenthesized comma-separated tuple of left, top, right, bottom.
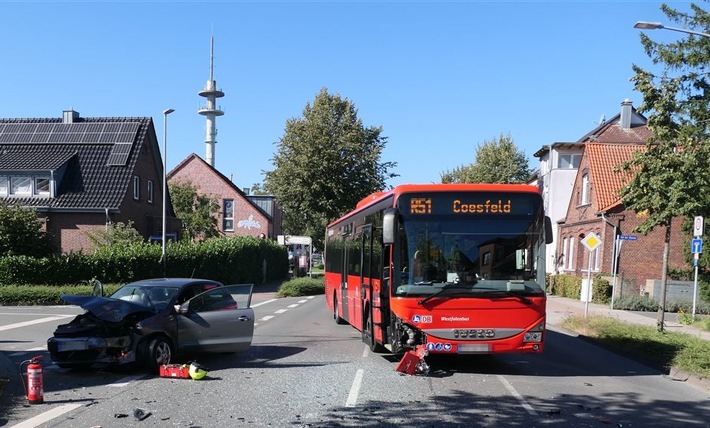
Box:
(123, 278, 224, 289)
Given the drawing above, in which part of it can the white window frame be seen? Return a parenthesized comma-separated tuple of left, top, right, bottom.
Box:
(147, 180, 154, 204)
(133, 176, 140, 200)
(10, 176, 31, 196)
(223, 199, 234, 231)
(558, 154, 581, 169)
(580, 173, 590, 205)
(0, 176, 7, 197)
(567, 237, 575, 270)
(35, 177, 50, 196)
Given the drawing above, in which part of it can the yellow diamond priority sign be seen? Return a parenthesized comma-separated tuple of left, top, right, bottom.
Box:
(581, 232, 602, 251)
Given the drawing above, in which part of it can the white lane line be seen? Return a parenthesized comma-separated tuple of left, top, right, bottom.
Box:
(0, 316, 74, 332)
(345, 369, 364, 407)
(275, 309, 287, 314)
(297, 299, 308, 303)
(261, 315, 274, 321)
(497, 375, 537, 416)
(361, 346, 369, 358)
(287, 304, 299, 308)
(9, 403, 82, 428)
(252, 299, 277, 308)
(28, 346, 47, 351)
(108, 374, 146, 387)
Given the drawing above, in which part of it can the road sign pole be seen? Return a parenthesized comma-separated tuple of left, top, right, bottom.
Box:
(585, 250, 593, 318)
(693, 253, 699, 319)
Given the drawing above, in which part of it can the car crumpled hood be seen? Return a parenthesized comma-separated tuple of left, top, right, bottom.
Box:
(61, 295, 157, 323)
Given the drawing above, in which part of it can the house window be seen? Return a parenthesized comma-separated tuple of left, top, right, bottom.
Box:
(11, 176, 31, 195)
(35, 177, 50, 195)
(566, 237, 575, 270)
(580, 173, 590, 205)
(585, 246, 601, 272)
(0, 176, 7, 196)
(558, 154, 581, 169)
(133, 176, 140, 200)
(223, 199, 234, 231)
(147, 180, 154, 204)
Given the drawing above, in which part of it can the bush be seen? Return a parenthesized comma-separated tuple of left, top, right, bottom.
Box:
(277, 277, 324, 297)
(549, 274, 610, 304)
(0, 282, 121, 305)
(613, 294, 659, 311)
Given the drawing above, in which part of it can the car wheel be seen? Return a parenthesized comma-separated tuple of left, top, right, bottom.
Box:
(143, 337, 172, 373)
(334, 294, 346, 325)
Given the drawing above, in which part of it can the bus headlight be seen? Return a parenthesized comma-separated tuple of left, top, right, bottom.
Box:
(523, 322, 544, 343)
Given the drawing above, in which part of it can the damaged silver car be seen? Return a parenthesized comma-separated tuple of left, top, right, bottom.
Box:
(47, 278, 254, 372)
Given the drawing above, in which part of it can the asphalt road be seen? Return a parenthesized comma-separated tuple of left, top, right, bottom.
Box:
(1, 292, 710, 427)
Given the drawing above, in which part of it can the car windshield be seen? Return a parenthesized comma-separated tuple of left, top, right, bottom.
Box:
(110, 286, 179, 311)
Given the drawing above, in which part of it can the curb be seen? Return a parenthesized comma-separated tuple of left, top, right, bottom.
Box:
(667, 367, 710, 393)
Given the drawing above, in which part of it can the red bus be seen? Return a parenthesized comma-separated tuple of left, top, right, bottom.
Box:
(324, 183, 552, 357)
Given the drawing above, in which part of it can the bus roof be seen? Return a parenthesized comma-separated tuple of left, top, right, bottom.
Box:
(327, 183, 541, 228)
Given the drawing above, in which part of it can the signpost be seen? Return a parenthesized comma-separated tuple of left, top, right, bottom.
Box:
(581, 232, 602, 317)
(692, 216, 703, 319)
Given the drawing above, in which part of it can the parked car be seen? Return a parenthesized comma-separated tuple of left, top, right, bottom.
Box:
(47, 278, 254, 372)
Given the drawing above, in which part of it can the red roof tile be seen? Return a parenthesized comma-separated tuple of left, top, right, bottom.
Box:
(586, 143, 647, 211)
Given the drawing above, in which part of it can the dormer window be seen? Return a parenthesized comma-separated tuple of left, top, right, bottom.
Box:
(0, 176, 7, 197)
(558, 154, 581, 169)
(11, 176, 32, 196)
(35, 177, 50, 195)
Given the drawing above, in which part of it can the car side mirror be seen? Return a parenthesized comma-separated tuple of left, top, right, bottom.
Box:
(175, 303, 189, 315)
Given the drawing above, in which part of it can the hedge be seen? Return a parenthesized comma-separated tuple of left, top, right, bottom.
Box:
(548, 273, 611, 304)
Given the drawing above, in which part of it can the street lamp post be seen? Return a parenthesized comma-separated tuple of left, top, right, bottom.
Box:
(634, 21, 710, 39)
(162, 108, 175, 268)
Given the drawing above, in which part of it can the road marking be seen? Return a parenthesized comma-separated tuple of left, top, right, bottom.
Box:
(362, 346, 369, 358)
(0, 315, 73, 332)
(261, 315, 274, 321)
(108, 374, 146, 387)
(275, 309, 287, 314)
(497, 375, 537, 416)
(345, 368, 364, 407)
(252, 299, 277, 308)
(298, 299, 308, 303)
(8, 403, 82, 428)
(287, 304, 299, 308)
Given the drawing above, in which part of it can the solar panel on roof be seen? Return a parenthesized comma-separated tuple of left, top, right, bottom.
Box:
(0, 121, 140, 145)
(106, 142, 133, 166)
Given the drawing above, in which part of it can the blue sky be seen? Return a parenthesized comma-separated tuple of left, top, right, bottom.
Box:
(0, 1, 691, 190)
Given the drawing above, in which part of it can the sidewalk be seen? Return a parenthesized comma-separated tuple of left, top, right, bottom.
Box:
(546, 294, 710, 392)
(546, 295, 710, 341)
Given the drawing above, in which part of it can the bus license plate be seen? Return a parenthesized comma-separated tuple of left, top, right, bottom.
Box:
(457, 344, 490, 354)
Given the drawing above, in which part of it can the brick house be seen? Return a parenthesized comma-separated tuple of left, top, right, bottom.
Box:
(556, 120, 687, 297)
(168, 153, 282, 239)
(0, 110, 179, 254)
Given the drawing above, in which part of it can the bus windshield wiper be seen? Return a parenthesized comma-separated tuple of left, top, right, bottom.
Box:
(418, 282, 475, 306)
(472, 288, 533, 305)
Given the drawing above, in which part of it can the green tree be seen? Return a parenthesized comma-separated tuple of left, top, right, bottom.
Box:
(441, 134, 531, 183)
(86, 221, 144, 251)
(264, 88, 397, 249)
(169, 180, 220, 242)
(0, 200, 54, 257)
(619, 2, 710, 331)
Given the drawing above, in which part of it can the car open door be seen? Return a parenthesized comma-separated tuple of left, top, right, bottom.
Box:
(176, 284, 255, 353)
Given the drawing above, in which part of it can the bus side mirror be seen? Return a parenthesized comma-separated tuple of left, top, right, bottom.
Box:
(545, 216, 553, 245)
(383, 208, 399, 245)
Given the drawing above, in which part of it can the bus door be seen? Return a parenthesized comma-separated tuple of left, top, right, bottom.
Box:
(339, 230, 350, 323)
(359, 225, 374, 339)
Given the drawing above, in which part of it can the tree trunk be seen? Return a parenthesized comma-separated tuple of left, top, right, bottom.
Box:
(656, 222, 671, 332)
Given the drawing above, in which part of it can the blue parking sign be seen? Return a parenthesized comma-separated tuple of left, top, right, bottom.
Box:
(692, 238, 703, 254)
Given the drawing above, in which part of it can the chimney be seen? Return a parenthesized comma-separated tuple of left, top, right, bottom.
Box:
(62, 110, 79, 124)
(620, 99, 632, 129)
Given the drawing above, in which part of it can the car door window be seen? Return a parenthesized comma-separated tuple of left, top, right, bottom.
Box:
(188, 285, 252, 313)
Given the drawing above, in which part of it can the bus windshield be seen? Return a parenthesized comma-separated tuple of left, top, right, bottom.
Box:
(394, 192, 546, 298)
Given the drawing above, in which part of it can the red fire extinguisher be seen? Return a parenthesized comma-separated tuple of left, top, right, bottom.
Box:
(20, 355, 44, 404)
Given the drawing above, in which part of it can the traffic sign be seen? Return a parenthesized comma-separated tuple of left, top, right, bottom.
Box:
(692, 238, 703, 254)
(581, 232, 602, 251)
(618, 235, 637, 241)
(695, 216, 705, 237)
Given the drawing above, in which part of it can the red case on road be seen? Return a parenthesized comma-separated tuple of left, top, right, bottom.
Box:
(159, 364, 190, 378)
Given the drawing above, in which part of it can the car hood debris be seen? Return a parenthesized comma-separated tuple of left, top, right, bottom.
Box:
(60, 295, 156, 323)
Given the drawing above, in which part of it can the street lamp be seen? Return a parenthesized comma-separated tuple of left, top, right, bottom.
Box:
(634, 21, 710, 38)
(162, 108, 175, 266)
